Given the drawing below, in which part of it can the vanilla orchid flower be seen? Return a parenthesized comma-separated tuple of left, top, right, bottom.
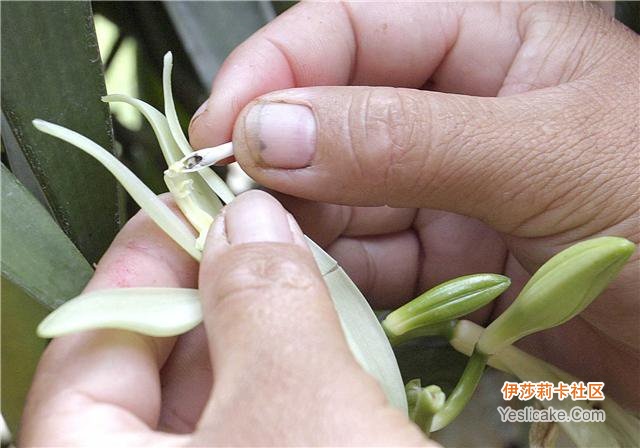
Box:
(33, 52, 407, 412)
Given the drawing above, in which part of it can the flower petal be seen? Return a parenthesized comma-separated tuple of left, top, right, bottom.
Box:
(37, 287, 202, 337)
(32, 119, 201, 260)
(162, 52, 234, 204)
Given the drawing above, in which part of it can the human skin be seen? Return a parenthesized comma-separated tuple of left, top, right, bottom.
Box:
(20, 1, 639, 446)
(188, 1, 639, 410)
(20, 192, 431, 446)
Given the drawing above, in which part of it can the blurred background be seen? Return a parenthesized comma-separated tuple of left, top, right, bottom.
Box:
(2, 2, 638, 447)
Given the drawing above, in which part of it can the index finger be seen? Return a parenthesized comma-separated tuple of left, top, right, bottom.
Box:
(188, 2, 523, 150)
(20, 201, 197, 446)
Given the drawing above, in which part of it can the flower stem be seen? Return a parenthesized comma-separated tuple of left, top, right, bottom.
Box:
(430, 349, 488, 431)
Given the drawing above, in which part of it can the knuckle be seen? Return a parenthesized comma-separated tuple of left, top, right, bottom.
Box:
(346, 88, 429, 205)
(210, 244, 322, 307)
(383, 89, 433, 203)
(502, 82, 637, 235)
(516, 2, 626, 88)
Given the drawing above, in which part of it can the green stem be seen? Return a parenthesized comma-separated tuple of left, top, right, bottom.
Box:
(448, 320, 640, 447)
(430, 349, 487, 431)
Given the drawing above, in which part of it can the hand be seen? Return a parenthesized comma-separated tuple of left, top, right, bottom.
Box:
(20, 192, 430, 446)
(189, 2, 639, 408)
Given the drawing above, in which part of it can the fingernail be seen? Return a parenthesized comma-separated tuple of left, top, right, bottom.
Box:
(189, 100, 208, 129)
(246, 103, 316, 169)
(225, 191, 293, 244)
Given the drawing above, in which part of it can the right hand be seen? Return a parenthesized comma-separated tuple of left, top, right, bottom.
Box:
(189, 2, 639, 409)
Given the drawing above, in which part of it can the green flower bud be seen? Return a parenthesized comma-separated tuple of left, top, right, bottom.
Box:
(478, 237, 635, 355)
(383, 274, 511, 337)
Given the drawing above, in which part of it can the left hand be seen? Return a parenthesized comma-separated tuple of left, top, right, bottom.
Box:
(19, 192, 430, 446)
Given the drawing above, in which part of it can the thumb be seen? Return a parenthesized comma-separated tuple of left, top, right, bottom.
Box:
(199, 191, 384, 418)
(231, 86, 613, 236)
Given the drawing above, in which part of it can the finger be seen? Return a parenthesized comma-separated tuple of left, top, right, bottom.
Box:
(158, 324, 211, 434)
(221, 4, 631, 238)
(414, 210, 508, 324)
(230, 64, 633, 236)
(20, 199, 196, 446)
(327, 232, 421, 309)
(198, 190, 360, 394)
(271, 192, 349, 246)
(275, 192, 416, 247)
(189, 2, 524, 149)
(325, 215, 506, 315)
(195, 191, 407, 444)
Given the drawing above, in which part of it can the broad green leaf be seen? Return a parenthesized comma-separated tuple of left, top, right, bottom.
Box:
(164, 1, 274, 88)
(1, 165, 93, 309)
(37, 288, 202, 338)
(1, 112, 49, 209)
(1, 280, 50, 434)
(1, 1, 119, 263)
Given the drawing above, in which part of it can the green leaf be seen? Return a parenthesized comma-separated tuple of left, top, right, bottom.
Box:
(164, 1, 274, 88)
(1, 111, 49, 209)
(1, 1, 119, 263)
(1, 165, 93, 309)
(1, 279, 50, 434)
